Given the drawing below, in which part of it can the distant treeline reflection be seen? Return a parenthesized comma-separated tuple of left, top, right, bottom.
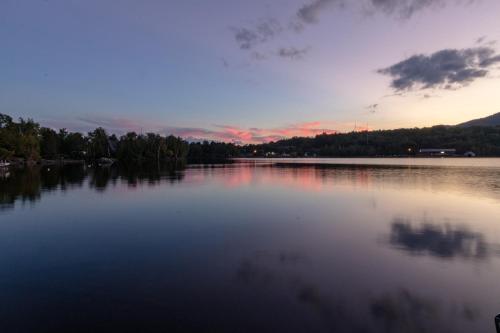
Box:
(0, 163, 186, 211)
(3, 161, 500, 211)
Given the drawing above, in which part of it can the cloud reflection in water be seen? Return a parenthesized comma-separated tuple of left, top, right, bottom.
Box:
(235, 251, 481, 333)
(387, 218, 500, 260)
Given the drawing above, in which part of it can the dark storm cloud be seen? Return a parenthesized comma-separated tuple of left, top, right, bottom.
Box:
(377, 47, 500, 91)
(278, 47, 309, 60)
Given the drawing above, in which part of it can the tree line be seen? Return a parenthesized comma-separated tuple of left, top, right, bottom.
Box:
(0, 113, 192, 164)
(244, 125, 500, 157)
(3, 112, 500, 163)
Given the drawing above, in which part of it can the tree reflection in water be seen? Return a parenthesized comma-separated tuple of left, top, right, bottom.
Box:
(0, 163, 186, 212)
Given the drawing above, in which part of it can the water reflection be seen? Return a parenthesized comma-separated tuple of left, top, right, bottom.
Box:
(387, 218, 500, 260)
(235, 252, 481, 333)
(1, 160, 499, 332)
(236, 251, 306, 285)
(270, 162, 500, 200)
(370, 290, 480, 333)
(234, 252, 356, 331)
(0, 163, 186, 211)
(0, 167, 42, 211)
(3, 161, 500, 212)
(187, 161, 500, 201)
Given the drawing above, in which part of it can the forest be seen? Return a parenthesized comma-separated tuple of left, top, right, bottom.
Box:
(0, 113, 190, 164)
(244, 125, 500, 157)
(2, 113, 500, 165)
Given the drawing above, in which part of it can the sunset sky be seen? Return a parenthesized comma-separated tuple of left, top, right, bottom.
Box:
(2, 0, 500, 143)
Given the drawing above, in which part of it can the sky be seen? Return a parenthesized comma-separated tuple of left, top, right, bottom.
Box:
(1, 0, 500, 143)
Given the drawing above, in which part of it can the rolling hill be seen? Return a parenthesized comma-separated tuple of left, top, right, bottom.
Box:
(458, 112, 500, 127)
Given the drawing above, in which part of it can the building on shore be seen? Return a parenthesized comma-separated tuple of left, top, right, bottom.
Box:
(418, 148, 456, 156)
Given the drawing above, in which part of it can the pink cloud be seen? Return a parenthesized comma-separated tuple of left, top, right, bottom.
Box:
(42, 115, 342, 144)
(208, 122, 339, 144)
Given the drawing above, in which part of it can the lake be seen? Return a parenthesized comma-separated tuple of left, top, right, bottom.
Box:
(1, 158, 500, 332)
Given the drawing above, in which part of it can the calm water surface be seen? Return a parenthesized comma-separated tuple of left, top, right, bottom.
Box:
(1, 158, 500, 332)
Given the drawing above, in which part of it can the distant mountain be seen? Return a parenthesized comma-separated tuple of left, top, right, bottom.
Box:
(458, 112, 500, 127)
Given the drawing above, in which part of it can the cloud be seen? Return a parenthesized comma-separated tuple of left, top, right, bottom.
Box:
(479, 54, 500, 67)
(46, 116, 339, 144)
(297, 0, 344, 24)
(367, 0, 445, 19)
(231, 0, 478, 60)
(377, 46, 500, 91)
(232, 18, 282, 50)
(278, 47, 309, 60)
(475, 36, 486, 44)
(164, 122, 339, 144)
(233, 28, 259, 50)
(174, 122, 338, 144)
(232, 1, 478, 61)
(295, 0, 475, 27)
(77, 116, 145, 132)
(366, 104, 378, 113)
(252, 51, 268, 61)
